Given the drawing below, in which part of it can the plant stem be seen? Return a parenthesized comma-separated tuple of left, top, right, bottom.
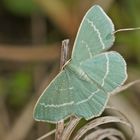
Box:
(55, 39, 69, 140)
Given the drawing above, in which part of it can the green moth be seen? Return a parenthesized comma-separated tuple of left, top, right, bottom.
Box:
(33, 5, 127, 123)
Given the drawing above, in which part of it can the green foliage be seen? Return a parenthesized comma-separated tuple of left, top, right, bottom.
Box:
(0, 78, 7, 96)
(2, 0, 39, 15)
(7, 71, 32, 108)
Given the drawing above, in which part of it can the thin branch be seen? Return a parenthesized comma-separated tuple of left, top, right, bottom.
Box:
(113, 27, 140, 34)
(37, 129, 56, 140)
(60, 39, 70, 68)
(55, 39, 70, 140)
(61, 116, 80, 140)
(111, 80, 140, 95)
(36, 122, 71, 140)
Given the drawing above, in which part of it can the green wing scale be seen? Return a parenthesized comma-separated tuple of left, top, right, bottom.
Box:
(33, 5, 127, 123)
(80, 51, 127, 94)
(71, 5, 115, 65)
(34, 65, 109, 122)
(34, 71, 74, 123)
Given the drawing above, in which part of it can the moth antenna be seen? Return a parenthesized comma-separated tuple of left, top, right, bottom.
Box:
(113, 27, 140, 34)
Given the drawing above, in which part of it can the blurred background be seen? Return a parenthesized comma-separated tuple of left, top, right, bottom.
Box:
(0, 0, 140, 140)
